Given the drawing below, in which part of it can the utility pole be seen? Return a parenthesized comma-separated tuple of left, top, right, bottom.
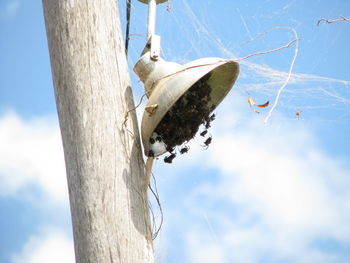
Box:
(42, 1, 154, 262)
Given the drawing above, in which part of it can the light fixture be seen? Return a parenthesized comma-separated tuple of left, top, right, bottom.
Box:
(134, 0, 239, 157)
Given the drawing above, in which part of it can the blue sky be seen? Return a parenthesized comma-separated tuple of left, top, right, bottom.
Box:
(1, 0, 350, 262)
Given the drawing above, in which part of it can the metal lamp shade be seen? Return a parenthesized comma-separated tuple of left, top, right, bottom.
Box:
(134, 56, 239, 157)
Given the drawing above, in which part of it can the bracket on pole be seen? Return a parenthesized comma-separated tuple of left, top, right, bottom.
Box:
(137, 0, 162, 60)
(139, 34, 161, 61)
(150, 35, 160, 61)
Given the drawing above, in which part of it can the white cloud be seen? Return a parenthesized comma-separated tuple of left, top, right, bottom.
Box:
(157, 96, 350, 263)
(0, 0, 20, 19)
(11, 228, 75, 263)
(0, 112, 68, 203)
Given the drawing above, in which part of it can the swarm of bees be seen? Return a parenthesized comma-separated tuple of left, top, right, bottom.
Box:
(148, 72, 215, 163)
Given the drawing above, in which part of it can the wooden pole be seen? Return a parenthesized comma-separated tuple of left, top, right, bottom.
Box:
(42, 1, 154, 262)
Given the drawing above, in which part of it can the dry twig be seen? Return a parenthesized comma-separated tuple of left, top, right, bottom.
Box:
(235, 38, 299, 62)
(317, 16, 350, 26)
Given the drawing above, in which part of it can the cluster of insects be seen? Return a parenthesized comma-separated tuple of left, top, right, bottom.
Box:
(148, 72, 216, 163)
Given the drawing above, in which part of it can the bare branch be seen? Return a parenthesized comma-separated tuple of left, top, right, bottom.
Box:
(317, 16, 350, 26)
(235, 38, 299, 62)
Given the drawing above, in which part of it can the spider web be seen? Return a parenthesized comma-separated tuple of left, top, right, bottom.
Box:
(120, 0, 350, 124)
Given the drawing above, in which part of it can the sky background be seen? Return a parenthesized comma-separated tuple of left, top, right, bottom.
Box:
(1, 0, 350, 262)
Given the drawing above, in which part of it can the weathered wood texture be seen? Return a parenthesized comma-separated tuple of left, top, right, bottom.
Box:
(42, 1, 154, 262)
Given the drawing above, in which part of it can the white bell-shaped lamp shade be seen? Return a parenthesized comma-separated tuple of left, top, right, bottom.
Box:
(134, 52, 239, 157)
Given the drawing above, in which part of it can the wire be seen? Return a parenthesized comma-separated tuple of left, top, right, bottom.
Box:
(125, 0, 131, 56)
